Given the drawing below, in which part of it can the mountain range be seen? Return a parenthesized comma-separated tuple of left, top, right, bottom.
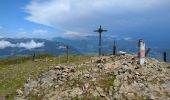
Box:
(0, 38, 80, 58)
(53, 36, 170, 62)
(0, 36, 169, 62)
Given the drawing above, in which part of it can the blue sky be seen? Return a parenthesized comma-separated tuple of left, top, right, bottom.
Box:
(0, 0, 170, 40)
(0, 0, 58, 38)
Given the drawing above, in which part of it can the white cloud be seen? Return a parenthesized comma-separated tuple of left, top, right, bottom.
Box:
(0, 40, 44, 49)
(32, 29, 48, 34)
(123, 37, 132, 41)
(24, 0, 169, 32)
(17, 40, 44, 49)
(0, 40, 15, 49)
(14, 29, 49, 38)
(63, 31, 90, 39)
(17, 31, 28, 38)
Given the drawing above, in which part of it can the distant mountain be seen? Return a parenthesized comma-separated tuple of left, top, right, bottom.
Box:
(53, 36, 170, 62)
(0, 38, 80, 58)
(0, 37, 169, 62)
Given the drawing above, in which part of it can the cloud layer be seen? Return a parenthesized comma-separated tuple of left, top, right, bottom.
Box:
(25, 0, 170, 31)
(0, 26, 3, 30)
(25, 0, 170, 40)
(63, 31, 90, 39)
(0, 40, 44, 49)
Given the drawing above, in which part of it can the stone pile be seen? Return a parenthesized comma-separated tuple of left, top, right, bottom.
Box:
(15, 54, 170, 100)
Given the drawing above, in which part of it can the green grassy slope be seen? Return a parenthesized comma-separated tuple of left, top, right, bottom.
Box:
(0, 54, 90, 99)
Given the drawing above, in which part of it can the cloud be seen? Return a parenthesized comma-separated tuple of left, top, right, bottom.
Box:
(63, 31, 90, 39)
(0, 40, 15, 49)
(0, 36, 3, 38)
(25, 0, 170, 30)
(16, 31, 28, 38)
(14, 29, 50, 38)
(0, 40, 44, 49)
(32, 29, 48, 34)
(17, 40, 44, 49)
(123, 37, 132, 41)
(0, 26, 3, 30)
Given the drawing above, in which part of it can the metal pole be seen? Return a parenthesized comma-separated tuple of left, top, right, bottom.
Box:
(99, 32, 102, 56)
(94, 25, 107, 56)
(145, 48, 151, 57)
(163, 51, 167, 62)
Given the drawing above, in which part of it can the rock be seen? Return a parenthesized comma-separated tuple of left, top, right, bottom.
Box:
(58, 80, 64, 85)
(92, 68, 98, 72)
(127, 93, 134, 98)
(114, 79, 121, 87)
(32, 89, 39, 95)
(149, 95, 156, 100)
(34, 59, 39, 62)
(96, 59, 102, 63)
(109, 87, 113, 96)
(96, 87, 106, 97)
(63, 68, 69, 73)
(70, 87, 83, 97)
(70, 68, 75, 72)
(104, 63, 113, 70)
(16, 88, 23, 96)
(63, 72, 68, 76)
(96, 58, 106, 63)
(54, 66, 60, 70)
(84, 73, 90, 78)
(90, 90, 100, 97)
(97, 63, 104, 69)
(84, 83, 89, 90)
(24, 83, 31, 96)
(92, 78, 96, 82)
(54, 85, 59, 89)
(167, 66, 170, 69)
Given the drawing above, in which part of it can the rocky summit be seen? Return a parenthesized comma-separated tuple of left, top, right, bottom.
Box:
(15, 54, 170, 100)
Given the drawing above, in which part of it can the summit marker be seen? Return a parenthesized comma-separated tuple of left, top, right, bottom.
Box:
(94, 25, 107, 56)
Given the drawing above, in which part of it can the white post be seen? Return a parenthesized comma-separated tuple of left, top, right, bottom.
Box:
(138, 39, 145, 65)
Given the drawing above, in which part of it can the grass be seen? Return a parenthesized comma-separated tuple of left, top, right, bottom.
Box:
(97, 74, 116, 88)
(0, 54, 52, 65)
(0, 54, 90, 99)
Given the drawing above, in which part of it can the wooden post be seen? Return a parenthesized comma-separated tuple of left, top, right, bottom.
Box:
(58, 55, 60, 64)
(66, 46, 69, 63)
(113, 40, 116, 55)
(32, 53, 35, 61)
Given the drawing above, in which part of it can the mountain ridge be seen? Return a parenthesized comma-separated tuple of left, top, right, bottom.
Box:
(0, 38, 81, 58)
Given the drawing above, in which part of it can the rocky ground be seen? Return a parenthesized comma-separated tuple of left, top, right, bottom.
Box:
(15, 54, 170, 100)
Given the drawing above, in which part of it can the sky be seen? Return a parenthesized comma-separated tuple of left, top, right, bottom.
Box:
(0, 0, 170, 40)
